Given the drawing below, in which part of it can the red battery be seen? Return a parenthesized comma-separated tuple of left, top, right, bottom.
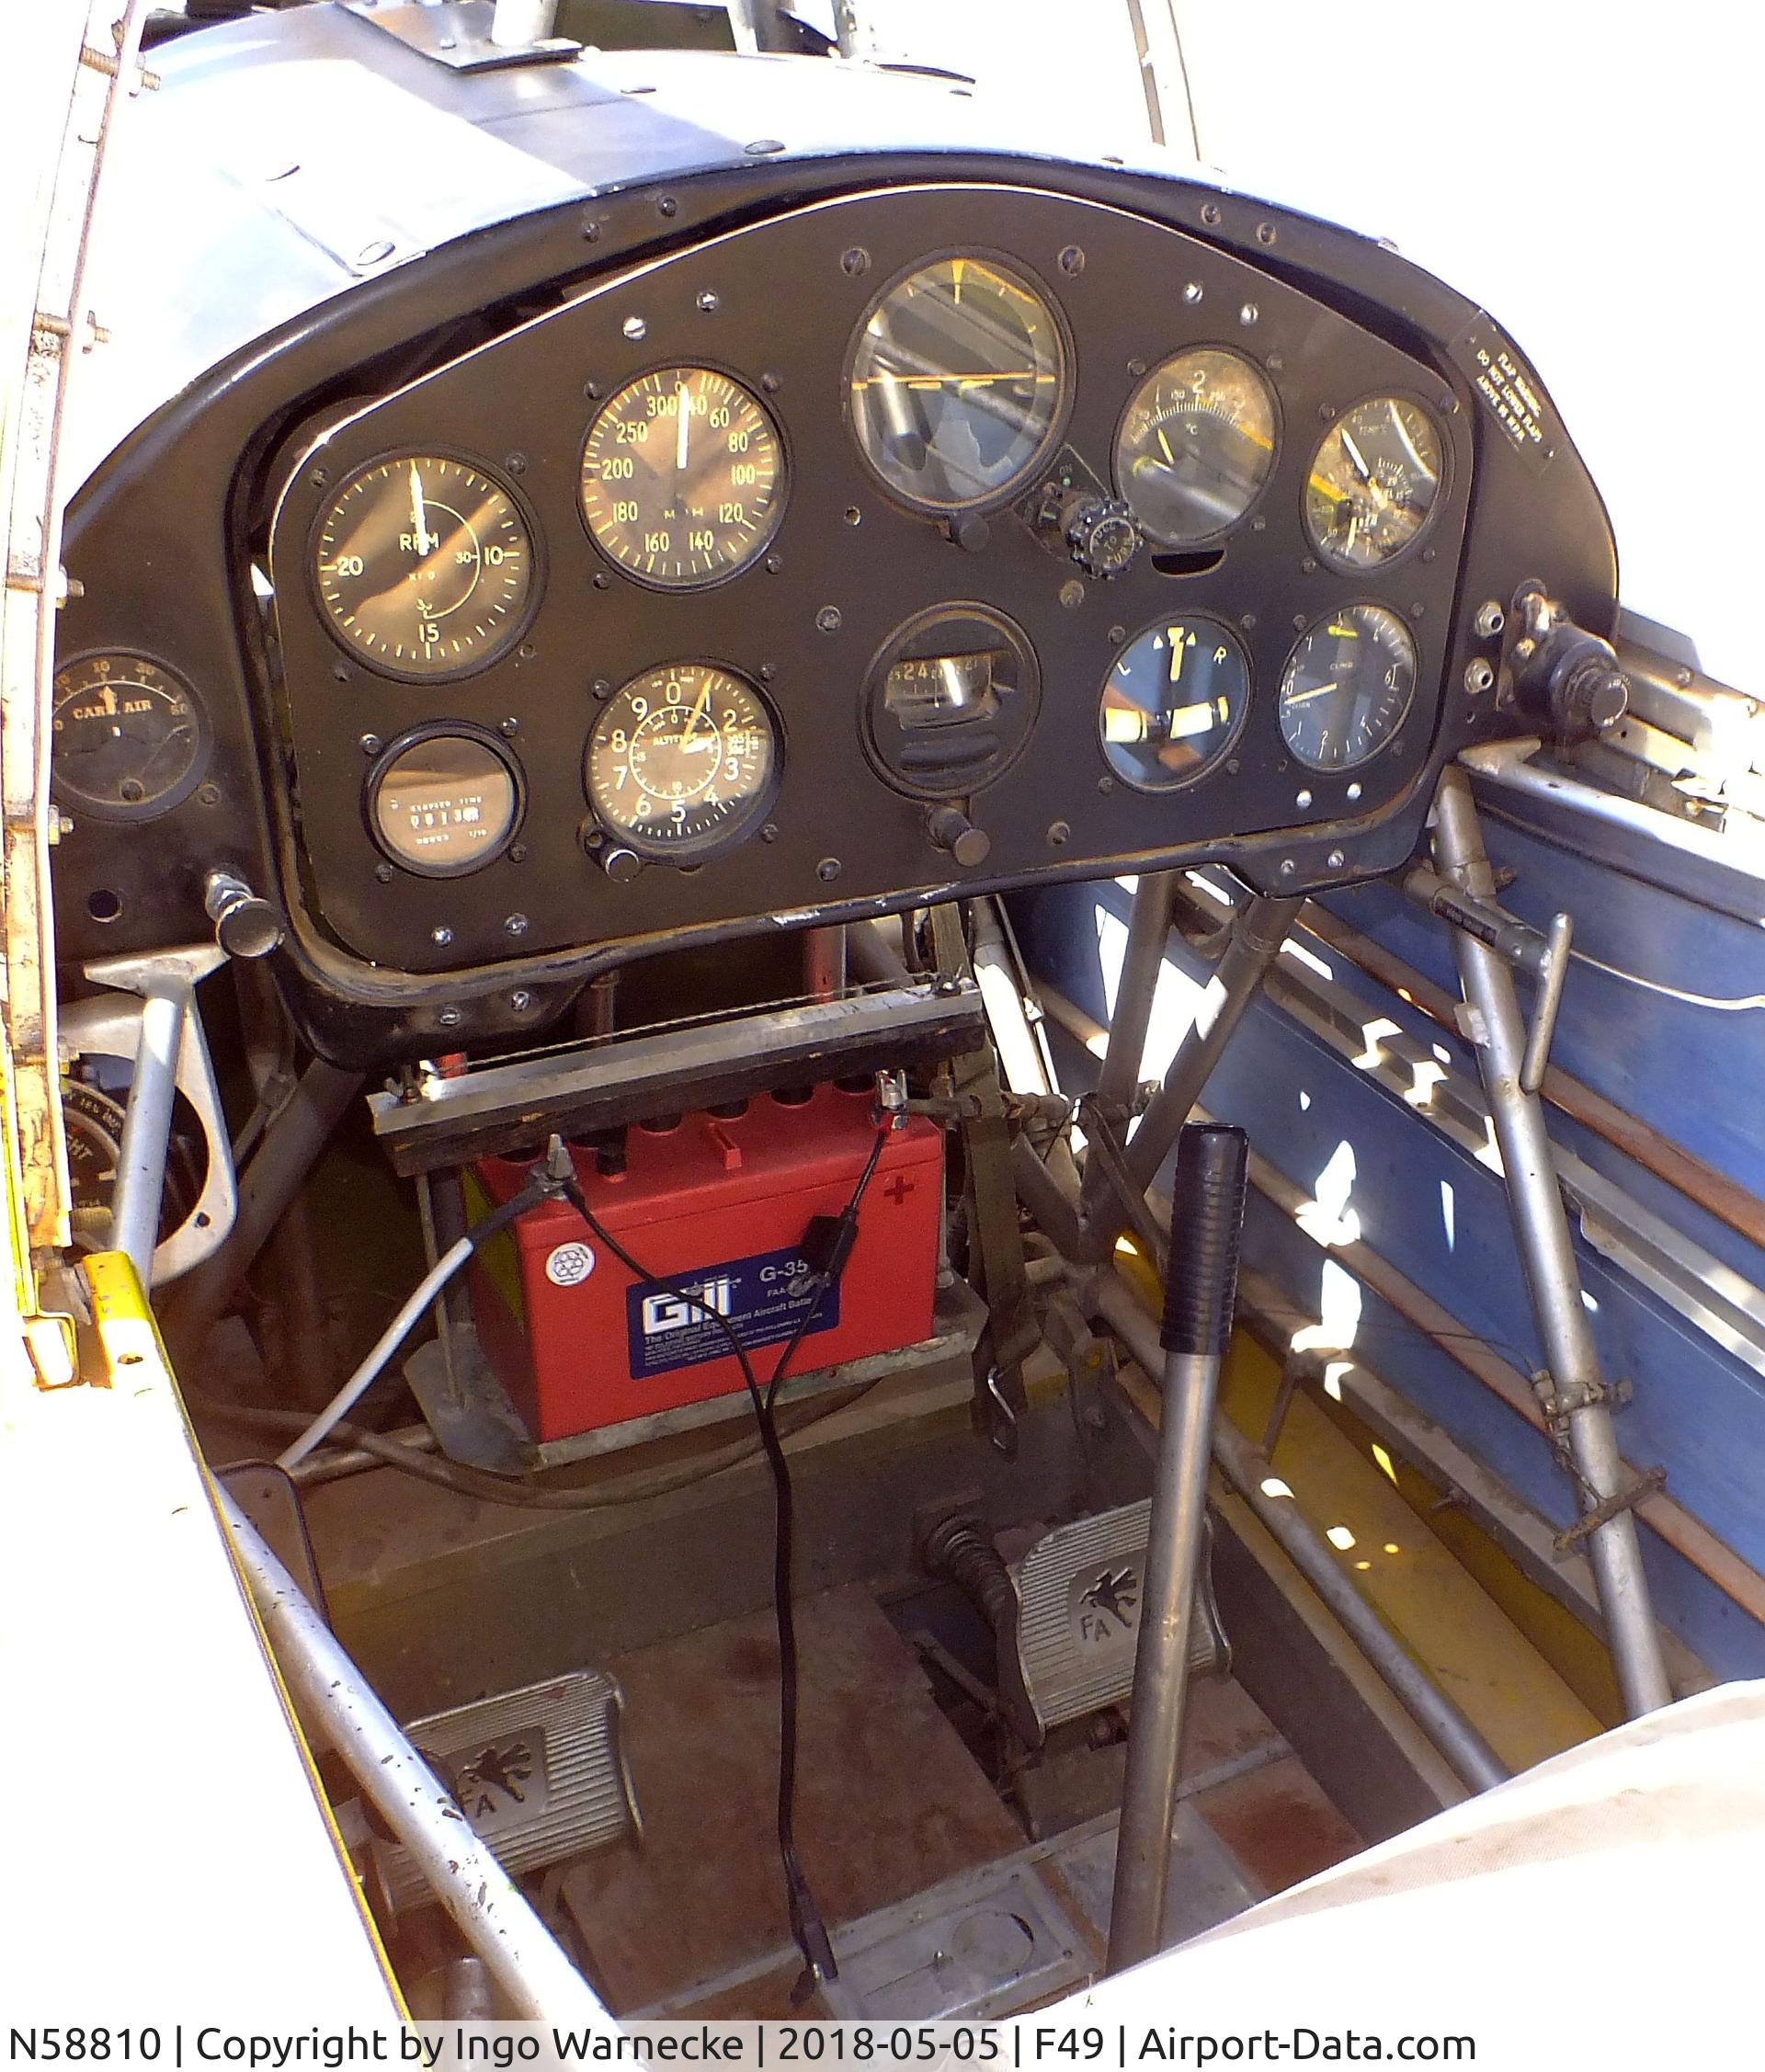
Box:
(468, 1085, 944, 1444)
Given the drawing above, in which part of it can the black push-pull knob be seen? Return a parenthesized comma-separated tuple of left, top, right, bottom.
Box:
(925, 804, 990, 868)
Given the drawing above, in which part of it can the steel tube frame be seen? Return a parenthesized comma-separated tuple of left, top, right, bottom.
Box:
(218, 1489, 615, 2026)
(1078, 872, 1178, 1233)
(1106, 1348, 1223, 1971)
(165, 1059, 362, 1356)
(110, 983, 188, 1286)
(1431, 766, 1671, 1716)
(1087, 1272, 1509, 1794)
(1123, 894, 1303, 1194)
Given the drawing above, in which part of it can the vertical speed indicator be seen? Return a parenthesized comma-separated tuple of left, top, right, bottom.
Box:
(579, 369, 785, 588)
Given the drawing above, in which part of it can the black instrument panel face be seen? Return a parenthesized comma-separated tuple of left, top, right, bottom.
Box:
(265, 185, 1474, 978)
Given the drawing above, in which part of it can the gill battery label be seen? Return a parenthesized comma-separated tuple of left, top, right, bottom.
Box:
(625, 1244, 841, 1380)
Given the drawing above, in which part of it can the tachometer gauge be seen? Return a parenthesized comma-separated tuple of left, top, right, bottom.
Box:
(1113, 349, 1277, 545)
(848, 256, 1066, 513)
(1099, 617, 1250, 790)
(586, 663, 778, 860)
(313, 453, 537, 678)
(1304, 397, 1444, 571)
(51, 653, 209, 820)
(368, 729, 523, 875)
(579, 368, 784, 588)
(1278, 605, 1418, 769)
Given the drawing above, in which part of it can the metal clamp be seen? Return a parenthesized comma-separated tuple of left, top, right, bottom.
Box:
(1554, 1465, 1668, 1554)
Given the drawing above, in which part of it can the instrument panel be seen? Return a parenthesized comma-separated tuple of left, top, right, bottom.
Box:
(245, 184, 1472, 978)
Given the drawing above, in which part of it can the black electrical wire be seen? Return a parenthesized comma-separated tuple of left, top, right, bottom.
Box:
(557, 1121, 891, 1997)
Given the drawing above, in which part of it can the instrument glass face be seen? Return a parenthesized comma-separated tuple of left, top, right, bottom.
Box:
(1278, 604, 1418, 769)
(313, 455, 535, 677)
(580, 368, 785, 587)
(1099, 618, 1251, 790)
(1304, 396, 1444, 571)
(848, 256, 1066, 512)
(51, 653, 208, 819)
(370, 732, 521, 874)
(1113, 349, 1277, 545)
(586, 664, 778, 860)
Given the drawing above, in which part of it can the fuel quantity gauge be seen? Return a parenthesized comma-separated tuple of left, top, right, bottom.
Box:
(51, 654, 210, 820)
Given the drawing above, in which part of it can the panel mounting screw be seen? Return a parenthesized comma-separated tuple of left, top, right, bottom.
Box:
(656, 195, 678, 217)
(1327, 848, 1346, 870)
(1239, 302, 1258, 326)
(697, 290, 720, 313)
(1107, 623, 1125, 644)
(197, 783, 221, 807)
(585, 380, 603, 400)
(499, 716, 519, 735)
(765, 554, 783, 575)
(1265, 353, 1284, 373)
(760, 823, 780, 843)
(510, 989, 534, 1012)
(816, 606, 842, 634)
(1059, 579, 1086, 611)
(840, 247, 871, 277)
(1201, 202, 1222, 226)
(505, 913, 529, 938)
(592, 677, 613, 699)
(1240, 612, 1257, 631)
(375, 863, 393, 883)
(506, 452, 527, 475)
(816, 857, 841, 882)
(359, 733, 381, 755)
(1279, 859, 1296, 877)
(1347, 781, 1362, 801)
(1059, 245, 1085, 275)
(761, 370, 782, 393)
(622, 315, 647, 341)
(1256, 222, 1278, 245)
(431, 926, 453, 947)
(760, 663, 778, 682)
(593, 572, 611, 590)
(1127, 358, 1146, 378)
(1048, 820, 1071, 847)
(1098, 775, 1115, 794)
(508, 843, 528, 862)
(1183, 281, 1203, 305)
(1296, 789, 1313, 808)
(438, 1007, 461, 1029)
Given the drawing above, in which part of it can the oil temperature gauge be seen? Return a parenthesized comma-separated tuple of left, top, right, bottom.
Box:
(51, 653, 210, 820)
(586, 663, 779, 861)
(1114, 349, 1277, 545)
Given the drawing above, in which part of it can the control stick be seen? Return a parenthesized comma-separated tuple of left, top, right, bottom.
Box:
(1106, 1121, 1249, 1975)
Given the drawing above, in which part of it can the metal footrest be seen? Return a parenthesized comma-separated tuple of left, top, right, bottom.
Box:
(373, 1670, 641, 1914)
(1001, 1501, 1228, 1743)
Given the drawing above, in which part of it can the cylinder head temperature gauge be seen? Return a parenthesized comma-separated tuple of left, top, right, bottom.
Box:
(1114, 349, 1277, 545)
(580, 368, 784, 588)
(313, 453, 538, 679)
(586, 663, 779, 862)
(1099, 618, 1250, 791)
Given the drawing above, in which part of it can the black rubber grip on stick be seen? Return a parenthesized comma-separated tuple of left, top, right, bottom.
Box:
(1161, 1123, 1250, 1355)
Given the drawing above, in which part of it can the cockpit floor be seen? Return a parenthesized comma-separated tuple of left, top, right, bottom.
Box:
(556, 1583, 1360, 2015)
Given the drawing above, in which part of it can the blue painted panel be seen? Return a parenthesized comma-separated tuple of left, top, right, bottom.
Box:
(1017, 871, 1765, 1682)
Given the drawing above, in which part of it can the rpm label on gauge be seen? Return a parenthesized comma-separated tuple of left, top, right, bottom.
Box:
(313, 453, 537, 679)
(586, 663, 779, 862)
(579, 368, 784, 588)
(51, 653, 210, 821)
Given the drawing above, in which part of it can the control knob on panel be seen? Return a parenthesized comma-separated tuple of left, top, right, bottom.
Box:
(1037, 483, 1143, 579)
(925, 804, 991, 868)
(204, 871, 283, 960)
(1508, 582, 1630, 743)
